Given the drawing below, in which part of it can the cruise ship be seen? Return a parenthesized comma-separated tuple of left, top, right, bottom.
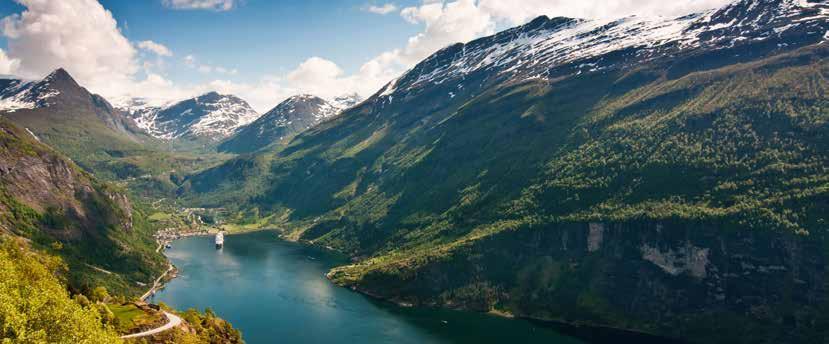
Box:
(215, 232, 224, 249)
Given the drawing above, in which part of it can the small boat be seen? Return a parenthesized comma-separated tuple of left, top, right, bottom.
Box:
(165, 243, 172, 249)
(215, 232, 224, 249)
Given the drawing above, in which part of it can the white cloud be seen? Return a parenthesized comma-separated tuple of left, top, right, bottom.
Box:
(0, 49, 20, 75)
(365, 3, 399, 15)
(162, 0, 236, 11)
(137, 40, 173, 57)
(1, 0, 138, 92)
(399, 0, 494, 64)
(214, 66, 238, 75)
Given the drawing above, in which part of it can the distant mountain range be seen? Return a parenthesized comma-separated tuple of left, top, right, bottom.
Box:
(115, 91, 362, 149)
(1, 1, 828, 342)
(0, 68, 362, 149)
(219, 93, 363, 153)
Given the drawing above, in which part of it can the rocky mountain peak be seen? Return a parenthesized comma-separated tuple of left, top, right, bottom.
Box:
(0, 68, 90, 112)
(120, 91, 260, 141)
(43, 67, 75, 84)
(217, 93, 354, 153)
(373, 0, 828, 105)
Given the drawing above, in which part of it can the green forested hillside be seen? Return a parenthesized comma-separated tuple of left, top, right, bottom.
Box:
(0, 116, 245, 343)
(185, 44, 829, 342)
(0, 117, 165, 295)
(190, 45, 827, 249)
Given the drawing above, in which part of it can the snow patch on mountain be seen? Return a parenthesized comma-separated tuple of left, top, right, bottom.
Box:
(186, 94, 260, 138)
(383, 0, 829, 98)
(0, 76, 63, 112)
(117, 92, 260, 141)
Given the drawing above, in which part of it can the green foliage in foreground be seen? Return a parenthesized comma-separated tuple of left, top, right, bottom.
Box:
(0, 239, 121, 343)
(124, 305, 244, 344)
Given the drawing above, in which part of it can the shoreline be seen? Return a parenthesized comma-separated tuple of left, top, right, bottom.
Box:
(326, 271, 685, 344)
(140, 263, 176, 301)
(146, 229, 681, 343)
(141, 227, 271, 301)
(141, 229, 215, 301)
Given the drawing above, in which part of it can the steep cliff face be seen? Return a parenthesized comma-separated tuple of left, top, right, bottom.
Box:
(333, 221, 828, 343)
(0, 117, 162, 293)
(0, 127, 132, 237)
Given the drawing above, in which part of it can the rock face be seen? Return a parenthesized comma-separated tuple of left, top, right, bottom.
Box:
(0, 116, 165, 295)
(219, 94, 361, 153)
(119, 92, 259, 141)
(343, 221, 827, 344)
(0, 117, 132, 238)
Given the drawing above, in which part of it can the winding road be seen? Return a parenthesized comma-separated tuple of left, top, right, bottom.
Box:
(120, 311, 182, 339)
(140, 263, 174, 301)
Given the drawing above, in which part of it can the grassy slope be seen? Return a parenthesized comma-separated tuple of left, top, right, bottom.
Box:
(0, 118, 244, 342)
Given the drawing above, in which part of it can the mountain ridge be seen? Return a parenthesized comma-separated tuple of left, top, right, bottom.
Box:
(119, 91, 260, 142)
(182, 1, 829, 342)
(218, 93, 363, 153)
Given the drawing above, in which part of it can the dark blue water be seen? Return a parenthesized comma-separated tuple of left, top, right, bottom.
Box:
(154, 231, 587, 344)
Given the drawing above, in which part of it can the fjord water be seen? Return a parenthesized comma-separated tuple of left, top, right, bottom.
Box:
(153, 231, 586, 344)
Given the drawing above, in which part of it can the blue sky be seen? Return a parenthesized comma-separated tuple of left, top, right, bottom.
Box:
(0, 0, 732, 111)
(98, 0, 421, 82)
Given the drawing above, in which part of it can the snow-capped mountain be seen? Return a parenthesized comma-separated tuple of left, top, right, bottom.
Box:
(117, 97, 171, 136)
(0, 69, 77, 112)
(119, 92, 260, 141)
(0, 68, 140, 135)
(374, 0, 829, 103)
(219, 93, 361, 153)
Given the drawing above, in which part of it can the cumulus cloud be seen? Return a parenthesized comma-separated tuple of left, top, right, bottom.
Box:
(1, 0, 138, 91)
(137, 40, 173, 57)
(0, 49, 20, 75)
(399, 0, 494, 64)
(364, 3, 398, 15)
(305, 0, 733, 107)
(161, 0, 236, 11)
(201, 56, 392, 112)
